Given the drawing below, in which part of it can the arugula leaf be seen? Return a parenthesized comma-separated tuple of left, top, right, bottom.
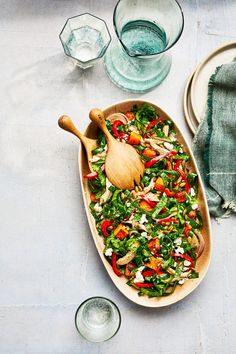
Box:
(152, 196, 168, 219)
(188, 272, 199, 279)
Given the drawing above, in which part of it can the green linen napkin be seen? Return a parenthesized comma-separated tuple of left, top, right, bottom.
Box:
(192, 60, 236, 218)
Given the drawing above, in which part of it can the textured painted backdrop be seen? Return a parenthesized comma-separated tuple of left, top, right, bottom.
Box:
(0, 1, 236, 353)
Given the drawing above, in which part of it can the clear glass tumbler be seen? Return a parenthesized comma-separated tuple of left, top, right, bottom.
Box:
(59, 13, 111, 69)
(75, 297, 121, 342)
(105, 0, 184, 92)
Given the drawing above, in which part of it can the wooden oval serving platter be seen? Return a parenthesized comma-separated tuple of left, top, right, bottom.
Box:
(78, 99, 211, 307)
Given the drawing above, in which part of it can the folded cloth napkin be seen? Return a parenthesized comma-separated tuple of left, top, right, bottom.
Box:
(192, 59, 236, 218)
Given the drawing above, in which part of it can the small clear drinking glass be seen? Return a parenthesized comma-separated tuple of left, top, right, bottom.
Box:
(59, 13, 111, 69)
(105, 0, 184, 92)
(75, 297, 121, 342)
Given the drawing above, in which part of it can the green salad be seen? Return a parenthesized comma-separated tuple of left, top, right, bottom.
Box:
(84, 104, 204, 298)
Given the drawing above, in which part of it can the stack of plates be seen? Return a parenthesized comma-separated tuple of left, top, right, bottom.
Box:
(184, 42, 236, 134)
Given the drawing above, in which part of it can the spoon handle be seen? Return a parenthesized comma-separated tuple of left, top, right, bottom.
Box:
(89, 109, 113, 143)
(58, 115, 90, 146)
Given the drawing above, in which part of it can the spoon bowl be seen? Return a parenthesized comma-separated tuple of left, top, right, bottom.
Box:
(89, 108, 145, 189)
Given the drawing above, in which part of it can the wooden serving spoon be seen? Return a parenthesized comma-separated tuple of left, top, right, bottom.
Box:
(58, 115, 97, 171)
(89, 108, 145, 190)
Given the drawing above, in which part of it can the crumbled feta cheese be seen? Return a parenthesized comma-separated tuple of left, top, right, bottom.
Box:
(175, 246, 184, 254)
(164, 142, 174, 150)
(178, 279, 185, 285)
(126, 202, 131, 207)
(192, 203, 198, 210)
(174, 262, 177, 267)
(138, 266, 145, 272)
(157, 233, 164, 239)
(129, 214, 134, 221)
(183, 267, 189, 271)
(94, 203, 102, 213)
(174, 237, 182, 245)
(141, 231, 148, 238)
(105, 248, 113, 257)
(100, 179, 113, 204)
(134, 271, 144, 283)
(190, 188, 195, 197)
(163, 192, 167, 197)
(140, 214, 148, 224)
(184, 260, 191, 267)
(179, 147, 183, 153)
(128, 125, 139, 133)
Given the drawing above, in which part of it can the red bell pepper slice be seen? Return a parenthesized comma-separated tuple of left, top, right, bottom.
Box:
(172, 252, 194, 268)
(133, 282, 154, 288)
(101, 220, 112, 237)
(176, 167, 191, 193)
(142, 270, 155, 277)
(83, 171, 98, 179)
(182, 175, 190, 193)
(112, 120, 123, 138)
(112, 120, 129, 140)
(173, 160, 182, 171)
(145, 199, 157, 209)
(164, 188, 176, 197)
(183, 223, 192, 238)
(157, 217, 178, 225)
(146, 118, 159, 130)
(145, 151, 177, 168)
(111, 253, 122, 276)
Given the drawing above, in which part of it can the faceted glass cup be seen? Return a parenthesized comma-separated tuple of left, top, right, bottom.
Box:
(59, 13, 111, 69)
(75, 297, 121, 342)
(105, 0, 184, 92)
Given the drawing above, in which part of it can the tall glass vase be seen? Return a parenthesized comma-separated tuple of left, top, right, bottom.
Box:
(104, 0, 184, 93)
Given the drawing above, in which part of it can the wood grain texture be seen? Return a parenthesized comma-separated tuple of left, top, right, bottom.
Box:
(89, 108, 144, 189)
(58, 115, 97, 170)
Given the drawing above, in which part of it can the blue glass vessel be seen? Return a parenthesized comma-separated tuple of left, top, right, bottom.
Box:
(105, 0, 184, 92)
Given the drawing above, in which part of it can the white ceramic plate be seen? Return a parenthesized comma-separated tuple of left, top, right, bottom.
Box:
(191, 42, 236, 123)
(183, 72, 199, 134)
